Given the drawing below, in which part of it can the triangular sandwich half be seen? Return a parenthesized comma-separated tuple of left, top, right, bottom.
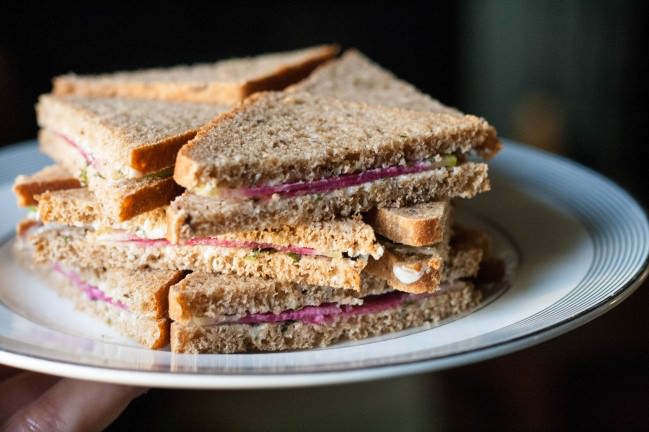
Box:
(22, 259, 183, 349)
(36, 95, 230, 221)
(53, 45, 339, 104)
(169, 91, 500, 238)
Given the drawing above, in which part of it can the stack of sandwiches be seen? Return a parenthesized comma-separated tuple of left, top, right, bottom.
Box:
(13, 46, 502, 353)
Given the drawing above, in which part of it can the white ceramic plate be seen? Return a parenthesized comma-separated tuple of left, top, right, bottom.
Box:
(0, 140, 647, 389)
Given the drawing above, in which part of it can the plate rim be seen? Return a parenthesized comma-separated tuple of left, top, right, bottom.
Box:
(0, 139, 647, 388)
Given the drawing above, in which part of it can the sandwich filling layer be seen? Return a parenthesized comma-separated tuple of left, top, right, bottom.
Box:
(192, 287, 454, 326)
(52, 263, 127, 309)
(116, 235, 319, 258)
(195, 155, 459, 199)
(95, 231, 377, 260)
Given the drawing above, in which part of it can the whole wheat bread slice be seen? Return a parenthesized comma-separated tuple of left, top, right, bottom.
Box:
(13, 164, 81, 207)
(28, 225, 370, 290)
(37, 187, 174, 228)
(37, 95, 230, 178)
(168, 161, 488, 239)
(170, 280, 480, 353)
(53, 45, 339, 104)
(174, 91, 500, 191)
(366, 201, 452, 247)
(290, 49, 461, 115)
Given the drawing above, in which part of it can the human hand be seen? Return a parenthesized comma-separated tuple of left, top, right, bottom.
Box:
(0, 366, 146, 431)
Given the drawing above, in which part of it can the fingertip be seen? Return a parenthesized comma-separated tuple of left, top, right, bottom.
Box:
(3, 379, 149, 432)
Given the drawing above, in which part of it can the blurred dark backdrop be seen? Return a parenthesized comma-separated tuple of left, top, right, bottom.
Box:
(1, 2, 647, 430)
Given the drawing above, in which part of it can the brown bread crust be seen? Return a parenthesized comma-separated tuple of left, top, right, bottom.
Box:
(366, 201, 452, 247)
(174, 91, 500, 190)
(52, 45, 339, 104)
(364, 214, 452, 294)
(90, 177, 182, 222)
(13, 165, 81, 207)
(168, 162, 489, 239)
(170, 281, 480, 353)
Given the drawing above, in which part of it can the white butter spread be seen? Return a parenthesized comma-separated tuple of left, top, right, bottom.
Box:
(135, 219, 167, 239)
(392, 265, 425, 284)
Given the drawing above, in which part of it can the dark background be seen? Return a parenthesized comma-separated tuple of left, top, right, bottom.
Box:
(1, 2, 647, 430)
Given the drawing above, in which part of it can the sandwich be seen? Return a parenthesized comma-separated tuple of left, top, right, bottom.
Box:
(46, 264, 184, 349)
(53, 45, 339, 104)
(35, 95, 230, 221)
(12, 46, 503, 352)
(169, 229, 485, 353)
(168, 90, 500, 239)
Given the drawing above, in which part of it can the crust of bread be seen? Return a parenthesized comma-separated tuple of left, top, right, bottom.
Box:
(289, 49, 462, 115)
(36, 96, 228, 177)
(170, 281, 480, 353)
(16, 219, 40, 238)
(366, 201, 451, 247)
(39, 129, 184, 221)
(174, 91, 499, 190)
(13, 165, 81, 207)
(364, 222, 487, 294)
(53, 45, 339, 104)
(29, 227, 367, 290)
(90, 176, 182, 222)
(37, 178, 179, 224)
(168, 162, 489, 238)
